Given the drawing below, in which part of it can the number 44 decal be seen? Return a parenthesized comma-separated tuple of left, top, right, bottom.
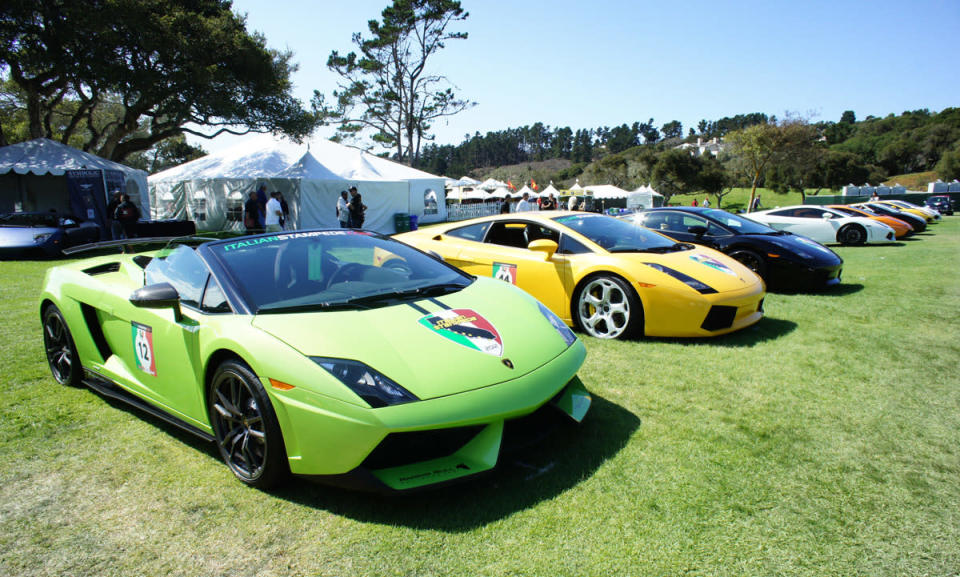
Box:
(493, 262, 517, 284)
(131, 322, 157, 376)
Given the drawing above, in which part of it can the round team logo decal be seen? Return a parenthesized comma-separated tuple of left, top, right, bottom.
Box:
(419, 309, 503, 357)
(689, 253, 737, 276)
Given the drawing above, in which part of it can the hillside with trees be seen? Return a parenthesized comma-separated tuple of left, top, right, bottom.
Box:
(417, 108, 960, 204)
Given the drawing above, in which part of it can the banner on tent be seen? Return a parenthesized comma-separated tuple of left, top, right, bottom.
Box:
(66, 170, 107, 229)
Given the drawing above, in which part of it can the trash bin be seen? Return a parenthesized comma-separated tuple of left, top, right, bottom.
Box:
(394, 213, 410, 233)
(408, 214, 418, 230)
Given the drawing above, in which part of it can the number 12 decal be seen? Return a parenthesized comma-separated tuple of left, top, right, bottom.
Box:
(131, 322, 157, 376)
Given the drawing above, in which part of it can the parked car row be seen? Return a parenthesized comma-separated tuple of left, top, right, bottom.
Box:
(33, 196, 947, 492)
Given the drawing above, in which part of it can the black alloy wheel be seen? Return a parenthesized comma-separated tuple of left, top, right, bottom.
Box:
(838, 224, 867, 246)
(209, 360, 288, 489)
(728, 249, 767, 279)
(42, 305, 83, 386)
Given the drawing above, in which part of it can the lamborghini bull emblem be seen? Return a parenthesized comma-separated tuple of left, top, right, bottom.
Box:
(419, 308, 503, 357)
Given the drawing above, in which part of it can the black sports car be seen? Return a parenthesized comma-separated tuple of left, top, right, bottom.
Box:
(626, 207, 843, 291)
(854, 203, 927, 233)
(0, 212, 101, 259)
(924, 195, 954, 216)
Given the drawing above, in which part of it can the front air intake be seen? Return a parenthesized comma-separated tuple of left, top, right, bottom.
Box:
(701, 305, 737, 331)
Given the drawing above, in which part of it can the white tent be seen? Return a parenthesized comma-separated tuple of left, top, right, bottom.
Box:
(569, 179, 583, 191)
(488, 187, 513, 199)
(0, 138, 149, 218)
(149, 133, 446, 234)
(516, 185, 535, 197)
(583, 184, 630, 200)
(628, 185, 664, 210)
(478, 177, 507, 191)
(540, 183, 562, 199)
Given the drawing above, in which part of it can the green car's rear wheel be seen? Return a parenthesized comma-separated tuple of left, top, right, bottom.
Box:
(209, 359, 288, 489)
(42, 305, 83, 386)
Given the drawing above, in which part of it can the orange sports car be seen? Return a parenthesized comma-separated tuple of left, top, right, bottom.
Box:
(826, 205, 913, 239)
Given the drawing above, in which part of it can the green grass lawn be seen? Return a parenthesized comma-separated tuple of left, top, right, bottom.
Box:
(2, 220, 959, 576)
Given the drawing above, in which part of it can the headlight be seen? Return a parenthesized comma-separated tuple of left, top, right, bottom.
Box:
(311, 357, 418, 408)
(642, 263, 717, 294)
(537, 302, 576, 347)
(33, 233, 53, 243)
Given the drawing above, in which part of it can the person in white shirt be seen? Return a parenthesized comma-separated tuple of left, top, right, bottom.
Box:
(336, 190, 350, 228)
(515, 192, 533, 212)
(264, 192, 283, 232)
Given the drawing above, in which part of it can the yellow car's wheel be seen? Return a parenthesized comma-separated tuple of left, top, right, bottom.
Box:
(573, 275, 641, 339)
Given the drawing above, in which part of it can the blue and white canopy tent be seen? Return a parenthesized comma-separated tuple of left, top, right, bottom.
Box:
(0, 138, 149, 230)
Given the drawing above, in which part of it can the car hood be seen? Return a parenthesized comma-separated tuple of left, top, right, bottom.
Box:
(615, 247, 763, 292)
(0, 225, 59, 247)
(757, 233, 842, 264)
(250, 277, 575, 400)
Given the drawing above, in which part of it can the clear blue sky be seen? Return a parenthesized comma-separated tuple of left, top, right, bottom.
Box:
(200, 0, 960, 153)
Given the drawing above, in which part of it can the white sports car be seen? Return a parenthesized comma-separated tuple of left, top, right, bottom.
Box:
(744, 205, 896, 245)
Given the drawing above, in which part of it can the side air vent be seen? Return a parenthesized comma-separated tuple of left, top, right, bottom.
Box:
(80, 303, 113, 361)
(132, 255, 153, 269)
(82, 262, 120, 276)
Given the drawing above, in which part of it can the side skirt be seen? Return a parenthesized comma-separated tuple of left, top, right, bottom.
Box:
(83, 370, 215, 443)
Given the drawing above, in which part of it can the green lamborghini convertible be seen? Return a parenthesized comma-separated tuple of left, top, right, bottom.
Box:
(40, 230, 590, 491)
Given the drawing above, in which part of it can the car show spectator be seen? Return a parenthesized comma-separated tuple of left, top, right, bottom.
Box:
(264, 192, 283, 232)
(336, 190, 350, 228)
(113, 194, 141, 238)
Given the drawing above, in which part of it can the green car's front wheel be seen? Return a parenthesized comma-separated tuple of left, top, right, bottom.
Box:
(209, 359, 288, 489)
(42, 304, 83, 387)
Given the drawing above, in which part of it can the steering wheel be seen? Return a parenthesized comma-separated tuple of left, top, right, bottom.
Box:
(327, 262, 367, 286)
(382, 259, 413, 277)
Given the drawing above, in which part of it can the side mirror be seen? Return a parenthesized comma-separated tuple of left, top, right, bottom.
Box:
(687, 225, 708, 238)
(130, 282, 182, 322)
(822, 213, 833, 219)
(527, 239, 559, 260)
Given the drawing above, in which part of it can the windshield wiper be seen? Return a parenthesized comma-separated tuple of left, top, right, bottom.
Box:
(257, 301, 374, 314)
(258, 282, 469, 314)
(622, 242, 694, 254)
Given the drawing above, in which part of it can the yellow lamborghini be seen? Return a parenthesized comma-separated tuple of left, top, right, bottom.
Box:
(395, 212, 765, 339)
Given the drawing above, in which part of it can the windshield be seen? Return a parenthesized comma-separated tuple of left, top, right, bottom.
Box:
(208, 230, 472, 313)
(552, 213, 681, 252)
(0, 212, 62, 227)
(699, 209, 776, 234)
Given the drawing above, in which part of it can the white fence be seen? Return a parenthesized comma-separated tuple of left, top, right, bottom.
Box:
(446, 202, 504, 221)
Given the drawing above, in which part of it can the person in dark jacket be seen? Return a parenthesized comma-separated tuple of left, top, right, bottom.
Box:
(113, 194, 141, 238)
(348, 186, 366, 229)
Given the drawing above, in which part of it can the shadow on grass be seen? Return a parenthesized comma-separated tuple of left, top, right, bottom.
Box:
(644, 316, 798, 348)
(273, 394, 640, 531)
(771, 282, 864, 297)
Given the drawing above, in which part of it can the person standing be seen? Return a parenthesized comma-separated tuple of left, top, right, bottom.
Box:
(692, 198, 698, 207)
(255, 185, 268, 228)
(336, 190, 350, 228)
(568, 195, 580, 211)
(106, 191, 123, 240)
(702, 197, 710, 207)
(264, 192, 283, 233)
(500, 194, 511, 214)
(348, 185, 366, 229)
(277, 191, 290, 229)
(516, 192, 533, 212)
(244, 191, 260, 233)
(113, 194, 141, 239)
(540, 193, 555, 210)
